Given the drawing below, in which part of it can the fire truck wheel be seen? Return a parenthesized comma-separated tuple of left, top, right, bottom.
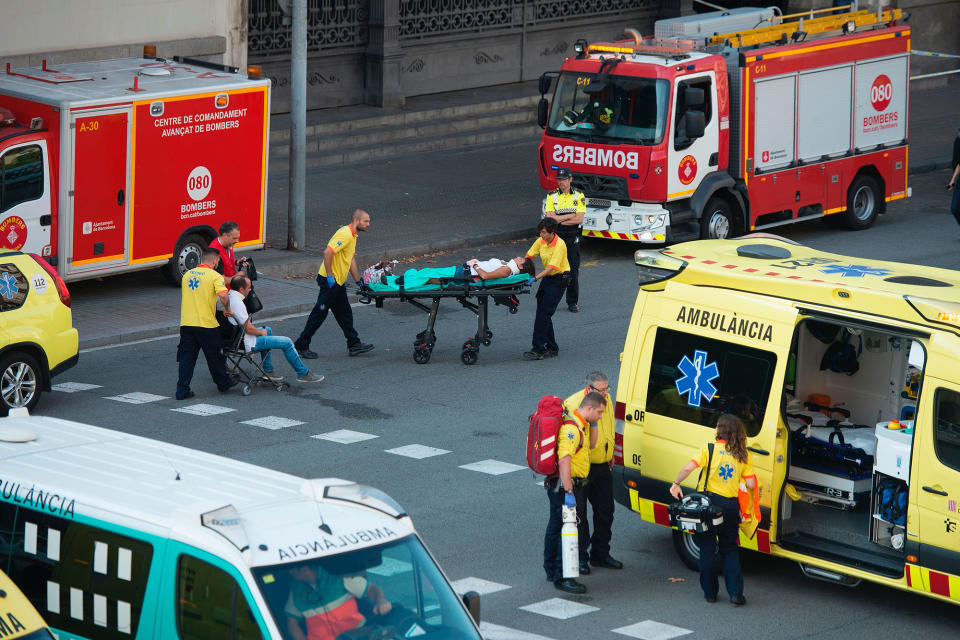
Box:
(699, 197, 735, 240)
(844, 175, 881, 230)
(165, 233, 208, 286)
(0, 352, 42, 417)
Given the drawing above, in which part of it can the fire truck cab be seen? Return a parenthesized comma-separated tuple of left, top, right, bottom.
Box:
(537, 5, 910, 244)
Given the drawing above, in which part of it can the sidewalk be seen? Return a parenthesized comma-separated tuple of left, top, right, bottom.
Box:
(72, 77, 960, 348)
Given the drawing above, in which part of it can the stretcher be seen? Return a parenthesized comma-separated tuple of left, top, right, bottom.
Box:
(359, 272, 531, 364)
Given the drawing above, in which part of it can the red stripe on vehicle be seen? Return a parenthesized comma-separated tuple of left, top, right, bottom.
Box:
(722, 264, 737, 269)
(744, 268, 758, 272)
(905, 566, 912, 587)
(765, 272, 780, 276)
(928, 570, 950, 597)
(757, 529, 770, 553)
(699, 258, 713, 263)
(653, 503, 671, 526)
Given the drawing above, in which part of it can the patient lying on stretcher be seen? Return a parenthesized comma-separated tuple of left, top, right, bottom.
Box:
(381, 257, 535, 289)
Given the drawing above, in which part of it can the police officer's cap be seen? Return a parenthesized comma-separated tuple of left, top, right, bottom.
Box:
(556, 167, 573, 180)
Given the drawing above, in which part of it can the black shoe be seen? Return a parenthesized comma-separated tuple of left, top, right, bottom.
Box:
(523, 350, 545, 361)
(348, 343, 374, 356)
(730, 594, 746, 606)
(578, 562, 591, 576)
(705, 594, 718, 603)
(297, 349, 319, 359)
(218, 375, 240, 393)
(543, 349, 559, 358)
(554, 579, 586, 594)
(590, 555, 623, 570)
(568, 303, 580, 313)
(176, 391, 195, 401)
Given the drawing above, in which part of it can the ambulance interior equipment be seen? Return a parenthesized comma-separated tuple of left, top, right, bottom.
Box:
(779, 317, 923, 576)
(360, 274, 531, 365)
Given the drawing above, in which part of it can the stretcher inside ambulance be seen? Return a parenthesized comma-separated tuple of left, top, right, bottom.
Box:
(614, 235, 960, 603)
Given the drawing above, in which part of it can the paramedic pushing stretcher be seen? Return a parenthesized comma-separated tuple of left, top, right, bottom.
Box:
(670, 414, 755, 605)
(543, 392, 604, 594)
(523, 218, 570, 361)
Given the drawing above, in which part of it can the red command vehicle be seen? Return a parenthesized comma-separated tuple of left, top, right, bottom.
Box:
(0, 53, 270, 284)
(536, 6, 910, 244)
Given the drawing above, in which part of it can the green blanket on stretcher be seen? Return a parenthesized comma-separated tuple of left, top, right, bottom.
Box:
(366, 267, 529, 292)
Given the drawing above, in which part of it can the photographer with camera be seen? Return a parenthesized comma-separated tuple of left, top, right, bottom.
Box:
(669, 414, 756, 606)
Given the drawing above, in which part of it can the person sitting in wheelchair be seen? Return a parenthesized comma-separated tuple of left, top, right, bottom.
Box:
(228, 275, 324, 383)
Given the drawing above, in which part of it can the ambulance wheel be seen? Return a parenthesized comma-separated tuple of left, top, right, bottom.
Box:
(165, 233, 208, 286)
(413, 348, 431, 364)
(672, 530, 702, 572)
(844, 174, 881, 230)
(699, 197, 736, 240)
(0, 352, 41, 417)
(461, 349, 478, 365)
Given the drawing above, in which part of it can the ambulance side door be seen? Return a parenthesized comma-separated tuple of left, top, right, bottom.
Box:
(637, 282, 795, 532)
(667, 72, 718, 202)
(913, 377, 960, 599)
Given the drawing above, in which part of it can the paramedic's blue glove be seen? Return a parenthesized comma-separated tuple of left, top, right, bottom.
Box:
(326, 274, 336, 288)
(564, 492, 576, 508)
(525, 277, 536, 286)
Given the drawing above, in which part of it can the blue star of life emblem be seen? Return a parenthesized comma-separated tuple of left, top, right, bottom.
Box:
(819, 264, 892, 278)
(0, 272, 17, 300)
(675, 349, 719, 408)
(187, 276, 200, 290)
(718, 463, 734, 481)
(566, 432, 574, 440)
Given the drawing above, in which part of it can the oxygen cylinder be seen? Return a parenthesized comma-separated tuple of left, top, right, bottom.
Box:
(561, 505, 579, 578)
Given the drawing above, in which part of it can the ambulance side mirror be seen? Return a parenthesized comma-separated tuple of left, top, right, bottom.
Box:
(538, 98, 549, 129)
(462, 590, 481, 624)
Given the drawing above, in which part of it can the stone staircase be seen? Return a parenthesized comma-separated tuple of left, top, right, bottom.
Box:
(268, 86, 541, 171)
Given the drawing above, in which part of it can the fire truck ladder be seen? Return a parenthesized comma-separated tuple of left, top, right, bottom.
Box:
(709, 6, 903, 48)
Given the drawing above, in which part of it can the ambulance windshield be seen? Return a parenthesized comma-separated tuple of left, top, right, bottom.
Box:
(548, 71, 669, 145)
(252, 535, 480, 639)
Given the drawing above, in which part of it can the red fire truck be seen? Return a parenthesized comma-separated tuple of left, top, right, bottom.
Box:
(0, 51, 270, 283)
(536, 6, 910, 243)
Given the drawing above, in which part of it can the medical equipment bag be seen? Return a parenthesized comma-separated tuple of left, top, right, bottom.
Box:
(526, 396, 578, 477)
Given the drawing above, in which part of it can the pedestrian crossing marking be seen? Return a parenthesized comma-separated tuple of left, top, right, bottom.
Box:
(518, 597, 599, 620)
(612, 620, 693, 640)
(479, 622, 556, 640)
(313, 429, 379, 444)
(450, 577, 511, 596)
(241, 416, 306, 430)
(171, 403, 236, 416)
(52, 382, 103, 393)
(385, 444, 450, 459)
(459, 459, 526, 475)
(103, 392, 169, 404)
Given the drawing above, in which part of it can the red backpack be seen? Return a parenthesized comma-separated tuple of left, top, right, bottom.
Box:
(526, 395, 581, 477)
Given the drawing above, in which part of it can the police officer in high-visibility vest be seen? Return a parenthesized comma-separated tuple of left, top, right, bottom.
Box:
(563, 371, 623, 572)
(670, 414, 757, 605)
(543, 391, 604, 594)
(523, 217, 570, 361)
(543, 167, 586, 313)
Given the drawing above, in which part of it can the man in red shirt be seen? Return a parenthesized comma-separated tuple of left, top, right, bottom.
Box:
(210, 221, 249, 283)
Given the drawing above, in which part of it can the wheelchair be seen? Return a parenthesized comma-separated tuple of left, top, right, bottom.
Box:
(217, 311, 290, 395)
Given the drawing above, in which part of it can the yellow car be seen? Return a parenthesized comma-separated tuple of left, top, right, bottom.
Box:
(0, 252, 77, 416)
(0, 568, 54, 638)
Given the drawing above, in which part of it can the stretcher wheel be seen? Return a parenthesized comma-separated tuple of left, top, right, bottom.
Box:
(509, 306, 517, 315)
(276, 383, 289, 392)
(462, 339, 475, 351)
(481, 339, 491, 347)
(413, 348, 431, 364)
(241, 385, 252, 397)
(485, 330, 493, 340)
(461, 349, 478, 365)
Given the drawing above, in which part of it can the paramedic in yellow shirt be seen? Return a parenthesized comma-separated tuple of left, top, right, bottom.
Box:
(669, 414, 756, 606)
(523, 217, 570, 361)
(176, 247, 237, 400)
(295, 209, 375, 359)
(542, 167, 586, 313)
(544, 391, 604, 595)
(563, 371, 622, 571)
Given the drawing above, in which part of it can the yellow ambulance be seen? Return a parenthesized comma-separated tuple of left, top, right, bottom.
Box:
(0, 568, 54, 638)
(613, 234, 960, 604)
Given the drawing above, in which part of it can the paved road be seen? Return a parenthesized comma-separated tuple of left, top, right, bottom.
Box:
(39, 168, 960, 639)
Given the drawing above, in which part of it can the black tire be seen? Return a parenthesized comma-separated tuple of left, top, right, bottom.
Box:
(0, 352, 42, 417)
(461, 349, 478, 365)
(699, 196, 736, 240)
(843, 174, 881, 230)
(164, 233, 208, 286)
(672, 529, 702, 572)
(413, 348, 431, 365)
